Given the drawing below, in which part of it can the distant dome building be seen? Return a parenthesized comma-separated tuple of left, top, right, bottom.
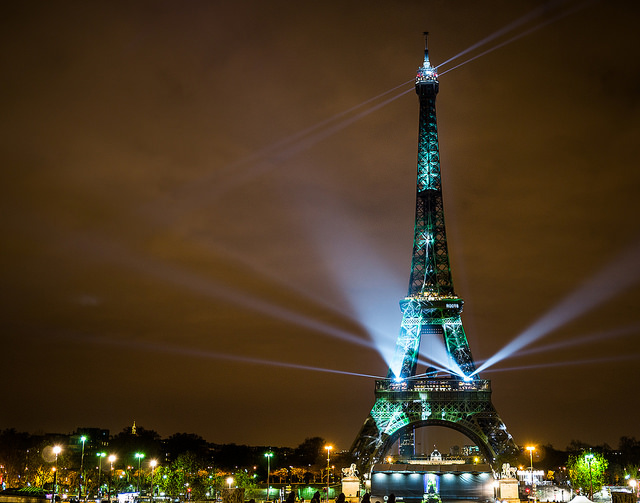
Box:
(430, 448, 442, 461)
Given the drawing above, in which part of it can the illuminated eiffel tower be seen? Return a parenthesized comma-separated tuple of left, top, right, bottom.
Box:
(350, 35, 517, 473)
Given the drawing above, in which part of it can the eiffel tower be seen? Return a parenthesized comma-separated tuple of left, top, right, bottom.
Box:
(350, 35, 518, 474)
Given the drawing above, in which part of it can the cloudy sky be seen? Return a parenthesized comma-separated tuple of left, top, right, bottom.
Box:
(2, 0, 639, 453)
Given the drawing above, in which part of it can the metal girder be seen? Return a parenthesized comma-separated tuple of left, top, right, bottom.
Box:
(407, 93, 453, 298)
(386, 298, 476, 379)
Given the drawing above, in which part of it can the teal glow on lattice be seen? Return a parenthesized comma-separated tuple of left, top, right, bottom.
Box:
(371, 399, 408, 437)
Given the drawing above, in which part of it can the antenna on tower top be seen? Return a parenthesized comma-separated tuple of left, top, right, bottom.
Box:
(416, 30, 437, 83)
(422, 31, 431, 67)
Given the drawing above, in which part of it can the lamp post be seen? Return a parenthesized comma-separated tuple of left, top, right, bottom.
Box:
(585, 453, 594, 500)
(264, 451, 273, 502)
(79, 436, 87, 500)
(226, 477, 234, 489)
(526, 446, 535, 502)
(149, 460, 157, 503)
(134, 453, 145, 492)
(97, 452, 106, 497)
(108, 455, 116, 503)
(53, 446, 62, 503)
(325, 445, 333, 503)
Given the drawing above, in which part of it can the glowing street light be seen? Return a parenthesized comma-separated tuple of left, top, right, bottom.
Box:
(585, 453, 594, 500)
(108, 455, 116, 503)
(226, 476, 234, 489)
(526, 446, 536, 502)
(264, 451, 273, 502)
(134, 453, 145, 492)
(325, 445, 333, 503)
(96, 452, 107, 497)
(149, 460, 157, 503)
(53, 446, 62, 502)
(79, 436, 87, 500)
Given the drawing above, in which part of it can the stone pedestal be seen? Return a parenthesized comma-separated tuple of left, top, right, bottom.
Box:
(342, 476, 361, 503)
(497, 479, 520, 503)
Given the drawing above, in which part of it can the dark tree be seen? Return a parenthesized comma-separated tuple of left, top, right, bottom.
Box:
(292, 437, 326, 466)
(108, 426, 162, 468)
(0, 429, 31, 486)
(617, 437, 640, 466)
(164, 433, 211, 463)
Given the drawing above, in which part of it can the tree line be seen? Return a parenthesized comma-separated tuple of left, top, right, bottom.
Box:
(513, 437, 640, 497)
(1, 427, 639, 500)
(0, 427, 344, 500)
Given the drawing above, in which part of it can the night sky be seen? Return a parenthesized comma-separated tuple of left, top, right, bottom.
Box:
(2, 1, 639, 453)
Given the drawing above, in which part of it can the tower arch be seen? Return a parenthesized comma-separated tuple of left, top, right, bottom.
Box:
(359, 417, 506, 470)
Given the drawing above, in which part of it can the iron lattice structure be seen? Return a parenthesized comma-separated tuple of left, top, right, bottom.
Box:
(350, 38, 517, 474)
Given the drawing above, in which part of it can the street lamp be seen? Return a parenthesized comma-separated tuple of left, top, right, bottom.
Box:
(134, 453, 145, 492)
(526, 446, 536, 502)
(79, 436, 87, 500)
(264, 451, 273, 502)
(149, 460, 157, 503)
(226, 477, 234, 489)
(53, 446, 62, 503)
(585, 453, 594, 500)
(325, 445, 333, 503)
(97, 452, 107, 497)
(108, 455, 116, 503)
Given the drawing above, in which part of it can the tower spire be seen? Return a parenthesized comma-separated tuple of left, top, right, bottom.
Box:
(423, 31, 431, 66)
(417, 32, 438, 85)
(385, 38, 472, 386)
